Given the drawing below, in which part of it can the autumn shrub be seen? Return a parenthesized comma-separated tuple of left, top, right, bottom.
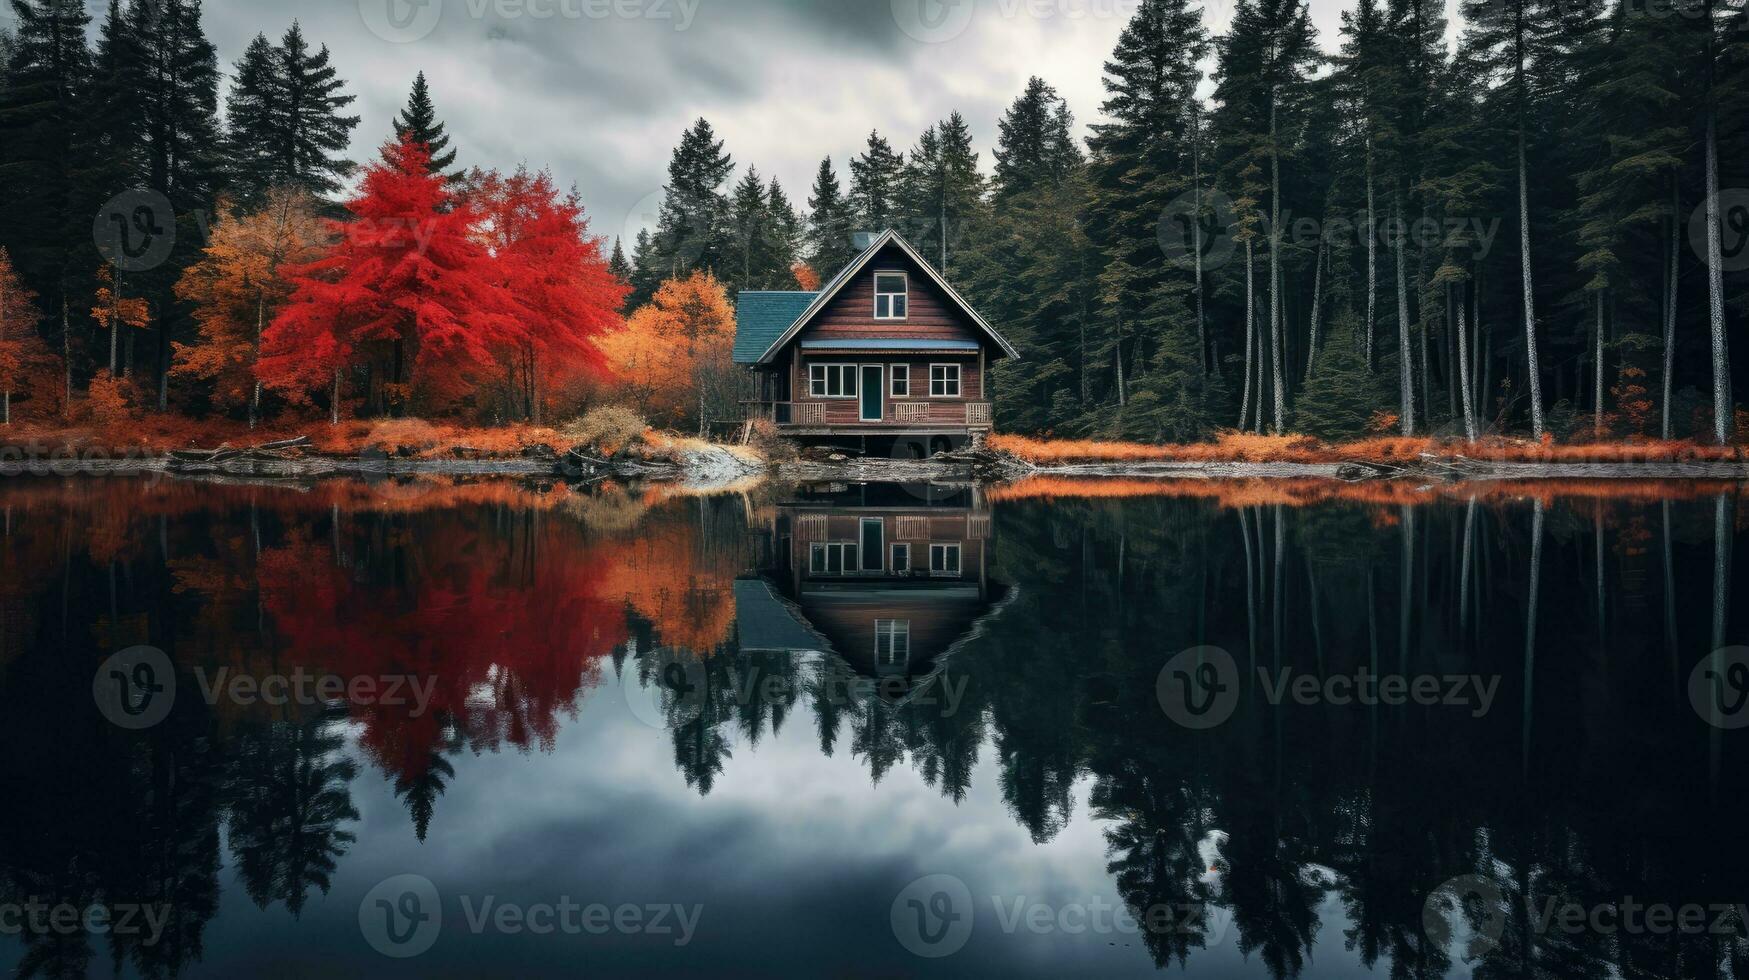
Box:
(359, 419, 446, 455)
(745, 417, 792, 461)
(560, 405, 648, 457)
(86, 372, 135, 425)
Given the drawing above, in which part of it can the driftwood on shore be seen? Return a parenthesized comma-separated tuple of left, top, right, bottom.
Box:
(12, 433, 1748, 487)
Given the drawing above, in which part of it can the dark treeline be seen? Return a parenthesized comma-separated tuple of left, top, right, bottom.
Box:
(0, 0, 465, 415)
(636, 0, 1749, 444)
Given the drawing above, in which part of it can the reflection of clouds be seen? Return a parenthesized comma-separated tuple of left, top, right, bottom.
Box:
(315, 672, 1380, 976)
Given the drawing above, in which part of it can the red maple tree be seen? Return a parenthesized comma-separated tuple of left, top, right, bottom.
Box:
(472, 166, 628, 422)
(260, 136, 514, 419)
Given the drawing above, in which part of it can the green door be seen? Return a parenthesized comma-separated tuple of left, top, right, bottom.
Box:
(860, 366, 883, 422)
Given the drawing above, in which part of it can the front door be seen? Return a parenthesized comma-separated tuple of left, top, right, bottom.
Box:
(860, 365, 883, 422)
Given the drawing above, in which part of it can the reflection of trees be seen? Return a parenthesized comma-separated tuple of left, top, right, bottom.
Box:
(4, 479, 1749, 979)
(225, 714, 360, 913)
(972, 492, 1749, 978)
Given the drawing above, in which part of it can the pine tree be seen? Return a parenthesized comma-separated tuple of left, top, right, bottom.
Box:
(805, 156, 856, 275)
(898, 111, 986, 271)
(224, 24, 358, 201)
(650, 118, 733, 279)
(608, 236, 631, 286)
(1461, 0, 1563, 436)
(271, 23, 358, 197)
(1086, 0, 1212, 433)
(766, 178, 802, 286)
(993, 76, 1083, 200)
(392, 71, 461, 182)
(1294, 312, 1390, 438)
(1333, 0, 1395, 373)
(848, 130, 903, 230)
(1213, 0, 1320, 434)
(0, 0, 93, 321)
(726, 166, 771, 291)
(627, 228, 661, 310)
(130, 0, 224, 411)
(223, 33, 280, 199)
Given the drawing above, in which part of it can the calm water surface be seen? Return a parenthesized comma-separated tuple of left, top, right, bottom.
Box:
(1, 476, 1746, 978)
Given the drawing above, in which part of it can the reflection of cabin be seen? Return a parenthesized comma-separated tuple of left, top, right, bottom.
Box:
(733, 230, 1019, 454)
(746, 485, 1004, 696)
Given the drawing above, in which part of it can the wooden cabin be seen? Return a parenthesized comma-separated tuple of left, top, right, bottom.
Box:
(735, 230, 1019, 454)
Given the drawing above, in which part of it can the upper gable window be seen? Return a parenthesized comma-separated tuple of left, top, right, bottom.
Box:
(874, 273, 908, 320)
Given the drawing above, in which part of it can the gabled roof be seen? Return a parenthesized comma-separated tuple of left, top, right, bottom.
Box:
(733, 291, 819, 365)
(739, 229, 1020, 366)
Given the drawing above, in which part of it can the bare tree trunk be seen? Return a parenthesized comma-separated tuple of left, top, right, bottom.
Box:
(1593, 290, 1606, 436)
(1663, 173, 1680, 440)
(1240, 241, 1256, 429)
(1395, 200, 1416, 436)
(1704, 107, 1732, 444)
(108, 266, 121, 376)
(1456, 283, 1478, 441)
(1518, 126, 1546, 437)
(251, 293, 265, 429)
(1365, 133, 1377, 372)
(1193, 110, 1207, 377)
(1269, 97, 1285, 433)
(61, 298, 71, 415)
(0, 277, 8, 426)
(1304, 238, 1325, 384)
(330, 368, 341, 425)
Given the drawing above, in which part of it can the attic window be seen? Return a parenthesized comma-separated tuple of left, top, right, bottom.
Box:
(874, 273, 908, 320)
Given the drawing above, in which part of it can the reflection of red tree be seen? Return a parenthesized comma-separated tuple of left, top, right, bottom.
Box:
(256, 509, 629, 790)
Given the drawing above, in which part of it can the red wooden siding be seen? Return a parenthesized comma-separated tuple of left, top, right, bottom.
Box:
(806, 244, 986, 344)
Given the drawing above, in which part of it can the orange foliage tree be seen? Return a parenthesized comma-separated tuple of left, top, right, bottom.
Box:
(91, 264, 150, 378)
(472, 166, 627, 423)
(173, 188, 330, 424)
(598, 271, 736, 432)
(0, 247, 46, 425)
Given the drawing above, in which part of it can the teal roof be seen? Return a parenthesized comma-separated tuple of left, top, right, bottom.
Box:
(733, 291, 817, 365)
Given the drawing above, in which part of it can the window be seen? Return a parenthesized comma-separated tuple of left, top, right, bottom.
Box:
(810, 542, 860, 574)
(930, 543, 962, 576)
(808, 363, 858, 399)
(930, 364, 962, 398)
(875, 273, 908, 320)
(892, 543, 911, 573)
(876, 620, 911, 666)
(890, 364, 910, 397)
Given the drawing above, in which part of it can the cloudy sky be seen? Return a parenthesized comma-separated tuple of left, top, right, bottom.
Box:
(21, 0, 1457, 247)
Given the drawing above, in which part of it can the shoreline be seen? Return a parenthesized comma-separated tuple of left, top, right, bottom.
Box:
(6, 442, 1749, 486)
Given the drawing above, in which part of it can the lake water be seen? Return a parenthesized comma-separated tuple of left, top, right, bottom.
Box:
(1, 475, 1746, 978)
